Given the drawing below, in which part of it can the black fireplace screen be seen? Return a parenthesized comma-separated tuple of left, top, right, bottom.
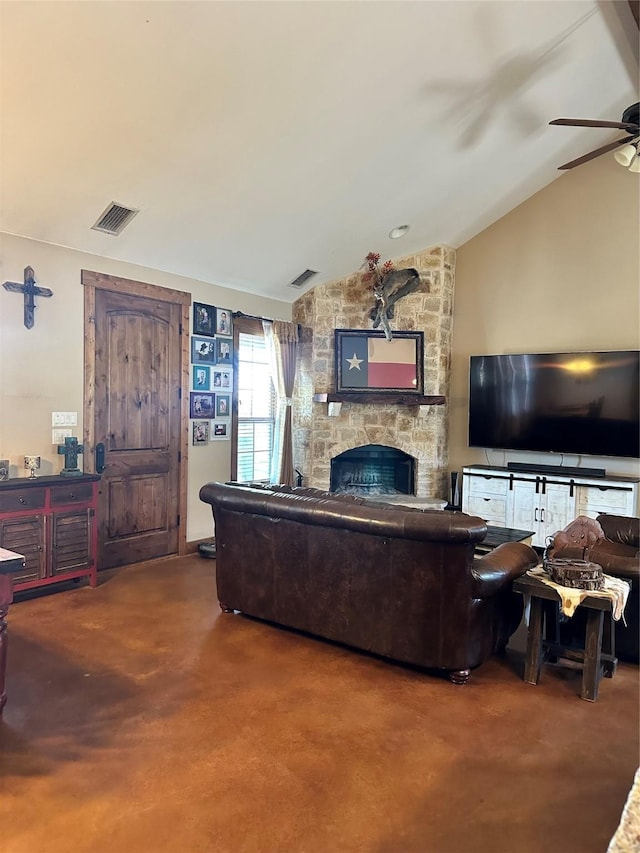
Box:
(330, 445, 415, 495)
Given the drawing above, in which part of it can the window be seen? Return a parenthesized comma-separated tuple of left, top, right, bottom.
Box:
(233, 324, 276, 482)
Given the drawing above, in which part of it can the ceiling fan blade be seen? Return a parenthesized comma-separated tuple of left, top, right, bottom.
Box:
(557, 135, 638, 170)
(550, 118, 639, 130)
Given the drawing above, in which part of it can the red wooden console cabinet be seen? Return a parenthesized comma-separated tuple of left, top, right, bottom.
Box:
(0, 474, 100, 593)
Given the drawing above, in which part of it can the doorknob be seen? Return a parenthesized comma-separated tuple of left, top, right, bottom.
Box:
(95, 442, 106, 474)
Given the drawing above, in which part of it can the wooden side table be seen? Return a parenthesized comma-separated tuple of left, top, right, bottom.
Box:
(513, 572, 618, 702)
(0, 547, 25, 716)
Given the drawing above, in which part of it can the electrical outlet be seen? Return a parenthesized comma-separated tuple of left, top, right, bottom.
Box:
(52, 428, 73, 445)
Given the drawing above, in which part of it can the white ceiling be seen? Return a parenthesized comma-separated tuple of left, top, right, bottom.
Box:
(1, 1, 638, 302)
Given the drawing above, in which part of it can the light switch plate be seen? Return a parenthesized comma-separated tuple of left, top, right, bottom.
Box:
(52, 428, 73, 445)
(52, 411, 78, 426)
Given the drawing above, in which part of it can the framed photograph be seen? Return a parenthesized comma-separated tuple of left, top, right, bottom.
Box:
(189, 391, 215, 419)
(192, 365, 211, 390)
(215, 308, 232, 336)
(212, 421, 229, 440)
(216, 337, 233, 365)
(193, 302, 215, 337)
(334, 329, 424, 395)
(192, 420, 210, 445)
(212, 368, 232, 390)
(216, 394, 230, 417)
(191, 336, 217, 365)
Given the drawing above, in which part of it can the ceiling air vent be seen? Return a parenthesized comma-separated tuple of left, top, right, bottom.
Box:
(288, 269, 318, 289)
(91, 202, 139, 235)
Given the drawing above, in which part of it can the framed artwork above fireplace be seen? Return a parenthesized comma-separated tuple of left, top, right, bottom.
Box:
(334, 329, 424, 395)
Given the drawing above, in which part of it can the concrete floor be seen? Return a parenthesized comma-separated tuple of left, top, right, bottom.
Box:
(1, 555, 638, 853)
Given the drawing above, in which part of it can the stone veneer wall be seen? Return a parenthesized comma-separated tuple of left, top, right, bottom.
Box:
(292, 245, 455, 499)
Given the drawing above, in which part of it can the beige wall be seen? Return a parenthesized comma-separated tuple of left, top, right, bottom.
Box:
(0, 233, 291, 541)
(451, 155, 640, 480)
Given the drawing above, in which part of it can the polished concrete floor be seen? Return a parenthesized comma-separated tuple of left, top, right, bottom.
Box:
(1, 555, 638, 853)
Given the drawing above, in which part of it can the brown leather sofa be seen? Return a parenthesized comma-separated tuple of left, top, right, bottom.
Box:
(199, 482, 538, 683)
(546, 514, 639, 663)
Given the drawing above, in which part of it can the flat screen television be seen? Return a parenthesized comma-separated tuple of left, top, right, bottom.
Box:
(468, 351, 640, 459)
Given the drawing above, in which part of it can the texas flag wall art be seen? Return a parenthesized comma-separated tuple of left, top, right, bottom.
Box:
(336, 330, 424, 393)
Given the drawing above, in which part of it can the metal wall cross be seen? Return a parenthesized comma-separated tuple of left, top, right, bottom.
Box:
(2, 266, 53, 329)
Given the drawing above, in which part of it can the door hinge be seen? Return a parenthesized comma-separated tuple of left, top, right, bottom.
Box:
(177, 514, 180, 526)
(178, 451, 181, 463)
(178, 387, 182, 400)
(179, 323, 183, 335)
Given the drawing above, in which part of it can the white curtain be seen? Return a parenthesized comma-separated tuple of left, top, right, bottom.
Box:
(262, 320, 299, 486)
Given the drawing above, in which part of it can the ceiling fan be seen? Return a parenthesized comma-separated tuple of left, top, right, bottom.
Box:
(550, 102, 640, 170)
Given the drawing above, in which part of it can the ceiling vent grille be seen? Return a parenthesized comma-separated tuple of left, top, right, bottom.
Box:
(288, 269, 318, 289)
(91, 202, 139, 235)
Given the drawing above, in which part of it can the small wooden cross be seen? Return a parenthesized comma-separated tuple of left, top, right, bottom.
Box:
(2, 266, 53, 329)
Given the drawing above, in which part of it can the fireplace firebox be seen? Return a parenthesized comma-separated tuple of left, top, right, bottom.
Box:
(330, 445, 415, 496)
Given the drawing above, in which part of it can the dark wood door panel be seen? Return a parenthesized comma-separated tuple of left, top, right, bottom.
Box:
(105, 475, 170, 538)
(105, 311, 172, 451)
(93, 286, 182, 569)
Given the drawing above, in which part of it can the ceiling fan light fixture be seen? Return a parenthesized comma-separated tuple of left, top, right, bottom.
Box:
(628, 152, 640, 173)
(389, 225, 410, 239)
(614, 143, 638, 168)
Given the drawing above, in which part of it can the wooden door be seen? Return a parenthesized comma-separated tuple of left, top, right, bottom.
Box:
(83, 272, 190, 569)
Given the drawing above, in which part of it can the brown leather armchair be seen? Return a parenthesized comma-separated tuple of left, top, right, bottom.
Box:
(592, 514, 639, 663)
(546, 514, 639, 663)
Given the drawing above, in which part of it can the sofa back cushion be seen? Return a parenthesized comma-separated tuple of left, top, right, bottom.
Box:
(597, 514, 640, 550)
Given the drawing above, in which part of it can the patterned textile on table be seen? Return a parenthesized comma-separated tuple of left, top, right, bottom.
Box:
(527, 565, 630, 621)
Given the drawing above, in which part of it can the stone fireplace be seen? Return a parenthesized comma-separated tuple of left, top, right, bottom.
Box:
(292, 245, 455, 502)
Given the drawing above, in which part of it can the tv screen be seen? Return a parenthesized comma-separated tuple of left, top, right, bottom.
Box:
(468, 351, 640, 459)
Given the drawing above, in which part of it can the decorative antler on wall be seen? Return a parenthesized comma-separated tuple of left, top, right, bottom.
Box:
(363, 253, 421, 341)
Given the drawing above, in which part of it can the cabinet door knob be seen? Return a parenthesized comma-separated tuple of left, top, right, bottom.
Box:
(19, 497, 26, 504)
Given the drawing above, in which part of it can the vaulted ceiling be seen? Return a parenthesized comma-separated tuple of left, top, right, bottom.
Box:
(1, 1, 638, 301)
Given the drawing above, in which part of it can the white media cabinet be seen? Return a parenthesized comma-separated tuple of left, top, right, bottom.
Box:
(461, 465, 639, 548)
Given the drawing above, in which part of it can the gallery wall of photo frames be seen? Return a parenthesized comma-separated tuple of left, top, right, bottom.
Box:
(190, 302, 233, 446)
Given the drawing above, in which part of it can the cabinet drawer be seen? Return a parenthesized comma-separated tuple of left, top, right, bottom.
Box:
(49, 482, 94, 506)
(465, 475, 508, 497)
(578, 486, 633, 509)
(465, 495, 507, 523)
(0, 488, 46, 513)
(578, 487, 633, 514)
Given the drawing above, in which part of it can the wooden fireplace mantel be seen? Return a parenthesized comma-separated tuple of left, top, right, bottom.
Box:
(313, 392, 446, 406)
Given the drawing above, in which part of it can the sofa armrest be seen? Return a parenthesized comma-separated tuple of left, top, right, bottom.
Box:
(471, 542, 539, 598)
